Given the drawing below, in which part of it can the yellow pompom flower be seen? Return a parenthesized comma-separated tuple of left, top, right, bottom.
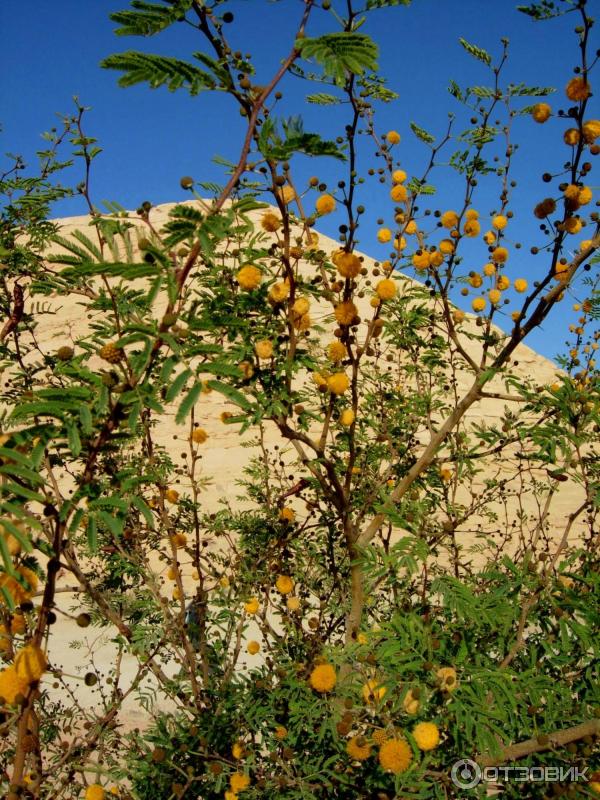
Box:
(0, 665, 29, 705)
(316, 193, 336, 215)
(328, 373, 350, 395)
(274, 725, 288, 740)
(362, 679, 387, 704)
(85, 785, 105, 800)
(390, 184, 407, 203)
(577, 186, 592, 205)
(377, 227, 392, 244)
(412, 251, 431, 270)
(452, 309, 465, 325)
(340, 408, 355, 426)
(582, 119, 600, 143)
(566, 77, 591, 102)
(269, 280, 290, 303)
(244, 597, 259, 615)
(328, 341, 347, 362)
(312, 371, 328, 389)
(232, 741, 245, 760)
(255, 340, 273, 360)
(247, 641, 260, 655)
(492, 246, 508, 263)
(346, 735, 372, 761)
(514, 278, 528, 293)
(309, 662, 337, 692)
(237, 265, 262, 290)
(497, 275, 510, 290)
(292, 297, 310, 316)
(276, 575, 294, 594)
(334, 301, 358, 326)
(394, 235, 407, 251)
(171, 532, 187, 548)
(463, 218, 481, 237)
(376, 279, 397, 300)
(378, 738, 412, 774)
(563, 216, 582, 234)
(534, 197, 557, 219)
(489, 289, 502, 305)
(386, 130, 401, 145)
(165, 488, 179, 504)
(402, 688, 420, 714)
(439, 239, 454, 255)
(579, 239, 593, 252)
(483, 229, 496, 245)
(230, 772, 250, 793)
(469, 273, 483, 288)
(392, 168, 407, 183)
(564, 128, 580, 146)
(371, 729, 389, 746)
(286, 596, 300, 612)
(280, 506, 295, 523)
(436, 666, 458, 691)
(441, 210, 459, 229)
(492, 214, 508, 230)
(472, 297, 487, 313)
(261, 212, 281, 232)
(412, 722, 440, 751)
(335, 251, 362, 278)
(483, 262, 496, 277)
(429, 250, 444, 267)
(465, 208, 479, 220)
(404, 219, 418, 235)
(192, 427, 208, 444)
(279, 185, 296, 204)
(531, 102, 551, 123)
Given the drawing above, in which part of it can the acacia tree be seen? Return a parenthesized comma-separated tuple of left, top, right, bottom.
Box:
(0, 1, 599, 798)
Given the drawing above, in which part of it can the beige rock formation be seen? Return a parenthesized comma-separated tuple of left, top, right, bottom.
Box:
(3, 201, 586, 729)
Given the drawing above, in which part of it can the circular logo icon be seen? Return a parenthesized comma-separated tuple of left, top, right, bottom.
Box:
(451, 758, 482, 790)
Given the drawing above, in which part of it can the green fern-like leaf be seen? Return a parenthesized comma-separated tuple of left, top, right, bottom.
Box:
(306, 93, 343, 106)
(459, 37, 492, 67)
(409, 121, 435, 146)
(297, 33, 379, 86)
(110, 1, 193, 37)
(101, 51, 215, 95)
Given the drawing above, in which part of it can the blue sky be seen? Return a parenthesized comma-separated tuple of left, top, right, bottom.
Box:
(1, 0, 596, 362)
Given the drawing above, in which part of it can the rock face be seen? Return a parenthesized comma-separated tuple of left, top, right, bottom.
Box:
(8, 201, 585, 723)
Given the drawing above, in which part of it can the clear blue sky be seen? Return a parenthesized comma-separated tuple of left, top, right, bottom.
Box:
(1, 0, 597, 362)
